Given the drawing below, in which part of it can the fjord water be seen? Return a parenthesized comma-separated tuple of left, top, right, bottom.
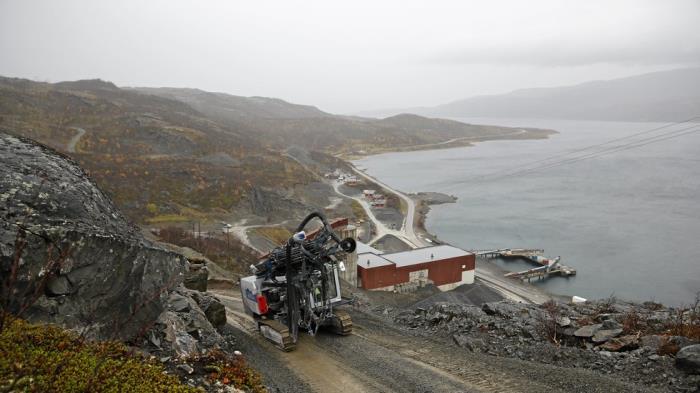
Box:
(355, 118, 700, 306)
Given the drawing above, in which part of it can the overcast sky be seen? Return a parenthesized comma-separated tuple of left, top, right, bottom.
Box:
(1, 0, 698, 113)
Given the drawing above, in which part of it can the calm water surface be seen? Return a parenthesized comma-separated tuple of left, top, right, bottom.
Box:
(355, 118, 700, 306)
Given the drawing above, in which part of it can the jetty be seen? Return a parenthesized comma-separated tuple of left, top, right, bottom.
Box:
(472, 248, 576, 282)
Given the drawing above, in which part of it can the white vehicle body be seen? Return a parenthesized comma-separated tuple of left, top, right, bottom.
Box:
(240, 265, 343, 316)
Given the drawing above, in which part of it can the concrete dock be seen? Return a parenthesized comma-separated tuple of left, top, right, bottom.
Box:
(472, 248, 576, 282)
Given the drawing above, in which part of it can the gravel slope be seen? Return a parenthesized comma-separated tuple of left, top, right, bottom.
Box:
(212, 288, 663, 393)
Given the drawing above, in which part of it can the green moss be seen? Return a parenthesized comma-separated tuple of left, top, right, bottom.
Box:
(252, 226, 292, 245)
(0, 318, 197, 393)
(350, 200, 368, 221)
(145, 214, 190, 224)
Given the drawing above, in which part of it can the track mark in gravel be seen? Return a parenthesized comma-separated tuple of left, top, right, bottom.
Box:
(352, 329, 533, 393)
(214, 290, 385, 392)
(277, 335, 388, 393)
(315, 332, 480, 393)
(350, 316, 556, 393)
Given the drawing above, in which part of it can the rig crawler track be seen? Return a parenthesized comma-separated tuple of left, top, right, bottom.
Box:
(258, 319, 297, 352)
(330, 310, 353, 335)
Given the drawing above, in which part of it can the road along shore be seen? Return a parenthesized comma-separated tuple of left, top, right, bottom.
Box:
(347, 164, 554, 305)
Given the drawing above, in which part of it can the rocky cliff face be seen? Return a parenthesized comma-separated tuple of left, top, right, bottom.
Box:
(0, 132, 186, 340)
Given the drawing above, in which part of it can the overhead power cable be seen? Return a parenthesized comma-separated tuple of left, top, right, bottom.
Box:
(446, 117, 700, 186)
(504, 115, 700, 173)
(492, 125, 700, 181)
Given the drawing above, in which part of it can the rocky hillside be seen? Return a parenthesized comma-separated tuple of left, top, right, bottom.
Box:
(0, 132, 187, 339)
(393, 298, 700, 392)
(133, 86, 553, 156)
(0, 133, 267, 391)
(133, 87, 331, 120)
(0, 76, 320, 225)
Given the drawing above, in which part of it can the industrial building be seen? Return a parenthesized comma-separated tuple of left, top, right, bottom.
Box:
(306, 217, 475, 292)
(356, 245, 475, 291)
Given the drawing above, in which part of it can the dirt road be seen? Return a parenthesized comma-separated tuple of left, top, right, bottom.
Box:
(349, 167, 426, 248)
(67, 127, 85, 153)
(211, 288, 659, 393)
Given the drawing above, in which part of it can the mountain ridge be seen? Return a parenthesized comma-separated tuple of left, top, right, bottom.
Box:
(358, 67, 700, 122)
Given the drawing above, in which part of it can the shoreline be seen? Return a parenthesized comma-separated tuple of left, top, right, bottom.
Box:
(338, 126, 557, 161)
(347, 161, 555, 305)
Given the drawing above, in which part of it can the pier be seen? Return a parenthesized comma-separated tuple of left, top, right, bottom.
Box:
(472, 248, 576, 282)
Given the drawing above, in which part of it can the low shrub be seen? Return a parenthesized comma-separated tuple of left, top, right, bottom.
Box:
(537, 300, 562, 345)
(657, 336, 681, 356)
(0, 318, 197, 393)
(197, 349, 265, 392)
(621, 308, 645, 335)
(665, 292, 700, 341)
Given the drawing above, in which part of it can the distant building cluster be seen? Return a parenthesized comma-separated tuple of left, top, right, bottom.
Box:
(324, 169, 358, 186)
(362, 189, 386, 208)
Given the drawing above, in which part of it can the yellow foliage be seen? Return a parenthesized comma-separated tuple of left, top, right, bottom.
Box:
(253, 226, 292, 245)
(146, 203, 158, 214)
(145, 214, 189, 224)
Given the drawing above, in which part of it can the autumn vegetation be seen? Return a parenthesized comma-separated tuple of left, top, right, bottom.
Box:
(0, 319, 266, 393)
(0, 77, 315, 225)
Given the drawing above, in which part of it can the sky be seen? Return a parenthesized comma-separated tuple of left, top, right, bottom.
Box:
(1, 0, 699, 113)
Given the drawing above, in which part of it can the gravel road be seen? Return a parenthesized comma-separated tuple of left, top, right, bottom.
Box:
(66, 127, 85, 153)
(211, 288, 662, 393)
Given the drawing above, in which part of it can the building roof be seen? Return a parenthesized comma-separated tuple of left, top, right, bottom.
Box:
(358, 245, 471, 269)
(355, 241, 383, 255)
(382, 245, 472, 268)
(357, 252, 393, 268)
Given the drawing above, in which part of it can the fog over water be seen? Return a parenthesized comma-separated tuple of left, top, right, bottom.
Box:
(355, 119, 700, 306)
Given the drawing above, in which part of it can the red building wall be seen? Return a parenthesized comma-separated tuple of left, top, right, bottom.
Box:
(358, 254, 475, 290)
(358, 264, 396, 289)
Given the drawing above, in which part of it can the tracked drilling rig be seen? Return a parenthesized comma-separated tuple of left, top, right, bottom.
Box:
(240, 212, 356, 351)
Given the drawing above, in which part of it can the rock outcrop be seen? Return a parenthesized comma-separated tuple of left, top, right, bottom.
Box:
(676, 344, 700, 374)
(393, 299, 700, 392)
(149, 287, 225, 358)
(0, 133, 186, 340)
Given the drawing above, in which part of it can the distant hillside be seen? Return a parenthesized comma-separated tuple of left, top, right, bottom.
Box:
(136, 87, 551, 156)
(0, 76, 316, 224)
(132, 87, 330, 120)
(0, 76, 555, 228)
(364, 68, 700, 122)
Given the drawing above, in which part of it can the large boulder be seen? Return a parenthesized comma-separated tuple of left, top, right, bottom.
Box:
(191, 290, 227, 328)
(184, 261, 208, 292)
(574, 324, 602, 338)
(598, 335, 640, 352)
(0, 133, 186, 340)
(676, 344, 700, 374)
(152, 287, 225, 358)
(592, 328, 623, 343)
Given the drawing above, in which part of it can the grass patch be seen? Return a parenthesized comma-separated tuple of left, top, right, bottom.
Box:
(146, 214, 190, 224)
(252, 226, 292, 245)
(0, 318, 197, 392)
(350, 200, 367, 221)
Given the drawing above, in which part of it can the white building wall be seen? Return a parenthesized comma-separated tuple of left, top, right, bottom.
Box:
(436, 269, 475, 292)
